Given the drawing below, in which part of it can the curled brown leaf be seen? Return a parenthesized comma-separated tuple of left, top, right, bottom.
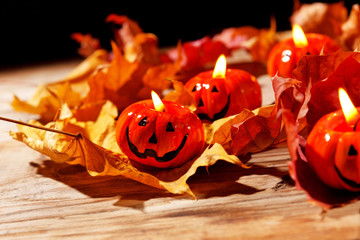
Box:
(11, 101, 247, 197)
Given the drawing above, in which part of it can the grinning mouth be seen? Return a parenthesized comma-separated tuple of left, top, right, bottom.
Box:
(126, 127, 188, 162)
(334, 164, 360, 189)
(197, 94, 231, 122)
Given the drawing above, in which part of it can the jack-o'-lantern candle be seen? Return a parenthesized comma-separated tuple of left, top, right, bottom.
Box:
(306, 88, 360, 191)
(184, 54, 262, 122)
(267, 24, 341, 78)
(116, 91, 205, 168)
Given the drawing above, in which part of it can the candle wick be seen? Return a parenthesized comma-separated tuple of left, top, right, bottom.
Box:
(353, 119, 359, 131)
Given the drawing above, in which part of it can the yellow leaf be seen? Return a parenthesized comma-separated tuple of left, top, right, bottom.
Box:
(11, 49, 108, 123)
(11, 101, 247, 197)
(159, 143, 249, 197)
(163, 80, 197, 111)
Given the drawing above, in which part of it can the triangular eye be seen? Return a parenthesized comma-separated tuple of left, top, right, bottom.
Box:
(192, 85, 196, 92)
(211, 86, 219, 92)
(138, 117, 148, 126)
(348, 145, 358, 156)
(166, 122, 175, 132)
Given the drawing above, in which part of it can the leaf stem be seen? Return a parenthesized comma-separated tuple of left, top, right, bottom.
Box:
(0, 116, 80, 138)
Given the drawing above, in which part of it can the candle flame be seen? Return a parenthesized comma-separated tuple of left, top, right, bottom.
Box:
(151, 91, 164, 112)
(212, 54, 226, 78)
(339, 88, 358, 125)
(292, 24, 308, 48)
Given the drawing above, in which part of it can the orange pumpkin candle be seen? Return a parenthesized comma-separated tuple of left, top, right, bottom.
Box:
(185, 54, 262, 122)
(267, 24, 341, 78)
(116, 91, 205, 168)
(305, 88, 360, 191)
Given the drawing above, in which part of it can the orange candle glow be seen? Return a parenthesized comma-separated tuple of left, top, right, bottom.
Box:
(151, 91, 165, 112)
(305, 88, 360, 191)
(184, 54, 262, 122)
(267, 24, 340, 78)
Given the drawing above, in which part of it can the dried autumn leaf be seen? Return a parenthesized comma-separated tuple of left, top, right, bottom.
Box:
(127, 33, 160, 64)
(282, 110, 360, 210)
(290, 2, 360, 51)
(244, 17, 278, 63)
(106, 14, 160, 64)
(211, 105, 284, 156)
(163, 80, 196, 111)
(156, 143, 249, 196)
(15, 101, 120, 154)
(162, 36, 230, 73)
(106, 14, 143, 51)
(341, 4, 360, 51)
(209, 69, 308, 157)
(11, 101, 247, 197)
(202, 115, 236, 145)
(84, 41, 144, 111)
(293, 50, 360, 130)
(13, 15, 183, 123)
(290, 1, 347, 39)
(212, 26, 260, 50)
(62, 49, 109, 85)
(71, 33, 102, 57)
(12, 81, 82, 124)
(162, 19, 292, 76)
(213, 17, 291, 64)
(138, 43, 183, 99)
(280, 51, 360, 209)
(293, 50, 354, 86)
(183, 36, 229, 71)
(12, 49, 109, 123)
(84, 41, 181, 111)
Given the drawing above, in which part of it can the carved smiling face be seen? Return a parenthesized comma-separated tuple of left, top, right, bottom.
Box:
(186, 73, 231, 122)
(333, 137, 360, 190)
(185, 69, 262, 122)
(116, 100, 205, 168)
(305, 109, 360, 192)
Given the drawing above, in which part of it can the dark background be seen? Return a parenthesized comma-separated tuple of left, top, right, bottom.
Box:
(0, 0, 357, 68)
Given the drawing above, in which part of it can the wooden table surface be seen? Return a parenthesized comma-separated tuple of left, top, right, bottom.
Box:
(1, 59, 360, 240)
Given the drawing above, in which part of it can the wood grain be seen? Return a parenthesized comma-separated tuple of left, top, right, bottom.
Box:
(1, 59, 360, 240)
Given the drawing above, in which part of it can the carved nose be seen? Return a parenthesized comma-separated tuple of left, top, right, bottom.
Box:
(198, 98, 204, 107)
(148, 132, 158, 144)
